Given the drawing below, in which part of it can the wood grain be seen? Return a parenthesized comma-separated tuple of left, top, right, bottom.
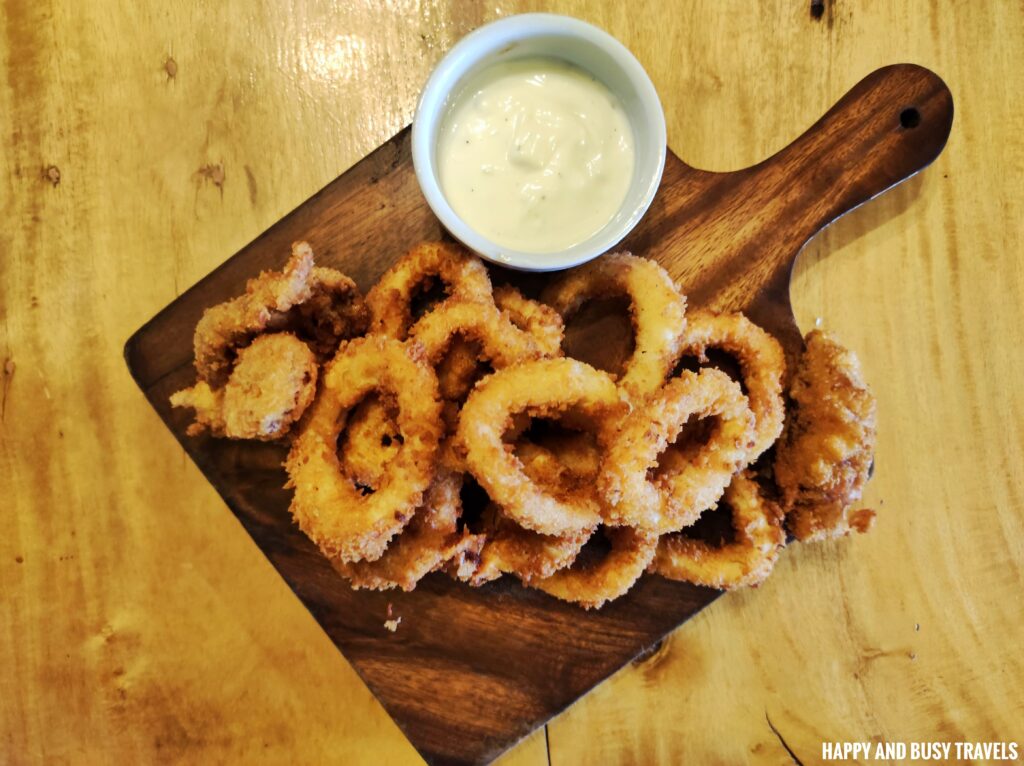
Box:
(2, 1, 1021, 765)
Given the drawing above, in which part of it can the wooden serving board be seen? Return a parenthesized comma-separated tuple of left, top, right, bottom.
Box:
(125, 64, 952, 765)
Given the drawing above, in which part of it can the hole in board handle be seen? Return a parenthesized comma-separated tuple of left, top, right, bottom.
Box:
(899, 107, 921, 129)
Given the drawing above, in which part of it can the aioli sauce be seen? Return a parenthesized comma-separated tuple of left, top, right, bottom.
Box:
(437, 57, 635, 254)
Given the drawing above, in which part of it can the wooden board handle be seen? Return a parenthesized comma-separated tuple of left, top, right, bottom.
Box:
(747, 63, 954, 347)
(644, 64, 953, 350)
(765, 63, 954, 235)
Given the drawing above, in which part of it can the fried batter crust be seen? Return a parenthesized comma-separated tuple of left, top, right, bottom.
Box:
(652, 471, 785, 589)
(530, 527, 658, 609)
(192, 242, 367, 387)
(457, 358, 624, 536)
(285, 335, 443, 563)
(542, 252, 686, 400)
(333, 468, 484, 591)
(171, 332, 317, 440)
(601, 368, 756, 534)
(676, 310, 786, 462)
(774, 330, 877, 542)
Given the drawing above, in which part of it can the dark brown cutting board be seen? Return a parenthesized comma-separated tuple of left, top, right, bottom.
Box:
(125, 64, 952, 766)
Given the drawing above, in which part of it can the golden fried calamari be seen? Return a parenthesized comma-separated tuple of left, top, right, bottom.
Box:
(193, 241, 366, 387)
(652, 471, 785, 589)
(457, 358, 624, 536)
(410, 297, 548, 371)
(285, 335, 443, 563)
(530, 527, 659, 609)
(274, 266, 371, 361)
(429, 285, 566, 403)
(542, 252, 686, 400)
(462, 503, 593, 586)
(774, 330, 877, 542)
(171, 332, 317, 440)
(675, 311, 786, 462)
(332, 468, 484, 591)
(366, 241, 493, 340)
(493, 285, 565, 358)
(174, 243, 879, 607)
(193, 242, 315, 387)
(601, 368, 755, 534)
(174, 241, 366, 440)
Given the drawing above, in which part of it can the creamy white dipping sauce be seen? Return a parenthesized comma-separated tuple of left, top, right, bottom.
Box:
(437, 56, 635, 254)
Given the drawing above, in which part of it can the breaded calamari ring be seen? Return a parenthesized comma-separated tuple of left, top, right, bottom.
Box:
(541, 252, 686, 400)
(530, 527, 659, 609)
(674, 311, 786, 462)
(459, 436, 600, 584)
(463, 503, 593, 586)
(271, 266, 370, 361)
(332, 468, 484, 591)
(434, 287, 564, 401)
(171, 332, 318, 440)
(410, 297, 545, 370)
(456, 358, 624, 535)
(366, 241, 493, 339)
(194, 242, 316, 386)
(334, 397, 484, 584)
(285, 335, 442, 563)
(600, 368, 756, 533)
(774, 330, 877, 542)
(651, 471, 785, 589)
(493, 285, 565, 357)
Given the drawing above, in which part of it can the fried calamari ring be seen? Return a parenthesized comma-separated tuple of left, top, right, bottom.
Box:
(335, 399, 482, 584)
(333, 396, 478, 583)
(410, 297, 545, 371)
(449, 434, 597, 587)
(530, 527, 658, 609)
(674, 311, 786, 462)
(460, 439, 597, 584)
(601, 368, 755, 533)
(434, 287, 565, 401)
(456, 358, 624, 535)
(332, 468, 484, 591)
(774, 330, 877, 542)
(171, 332, 318, 440)
(194, 242, 316, 386)
(541, 252, 686, 400)
(285, 335, 442, 563)
(464, 503, 592, 586)
(366, 241, 492, 339)
(493, 285, 564, 357)
(651, 471, 785, 589)
(193, 242, 367, 387)
(271, 266, 370, 361)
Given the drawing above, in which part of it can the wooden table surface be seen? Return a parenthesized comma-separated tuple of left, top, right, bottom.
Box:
(2, 1, 1021, 764)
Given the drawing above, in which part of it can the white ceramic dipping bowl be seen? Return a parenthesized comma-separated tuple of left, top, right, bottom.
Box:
(412, 13, 667, 272)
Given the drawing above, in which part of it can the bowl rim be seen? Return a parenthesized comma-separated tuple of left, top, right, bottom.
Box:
(411, 13, 667, 272)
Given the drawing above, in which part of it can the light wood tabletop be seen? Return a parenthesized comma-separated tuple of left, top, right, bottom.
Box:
(2, 1, 1021, 764)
